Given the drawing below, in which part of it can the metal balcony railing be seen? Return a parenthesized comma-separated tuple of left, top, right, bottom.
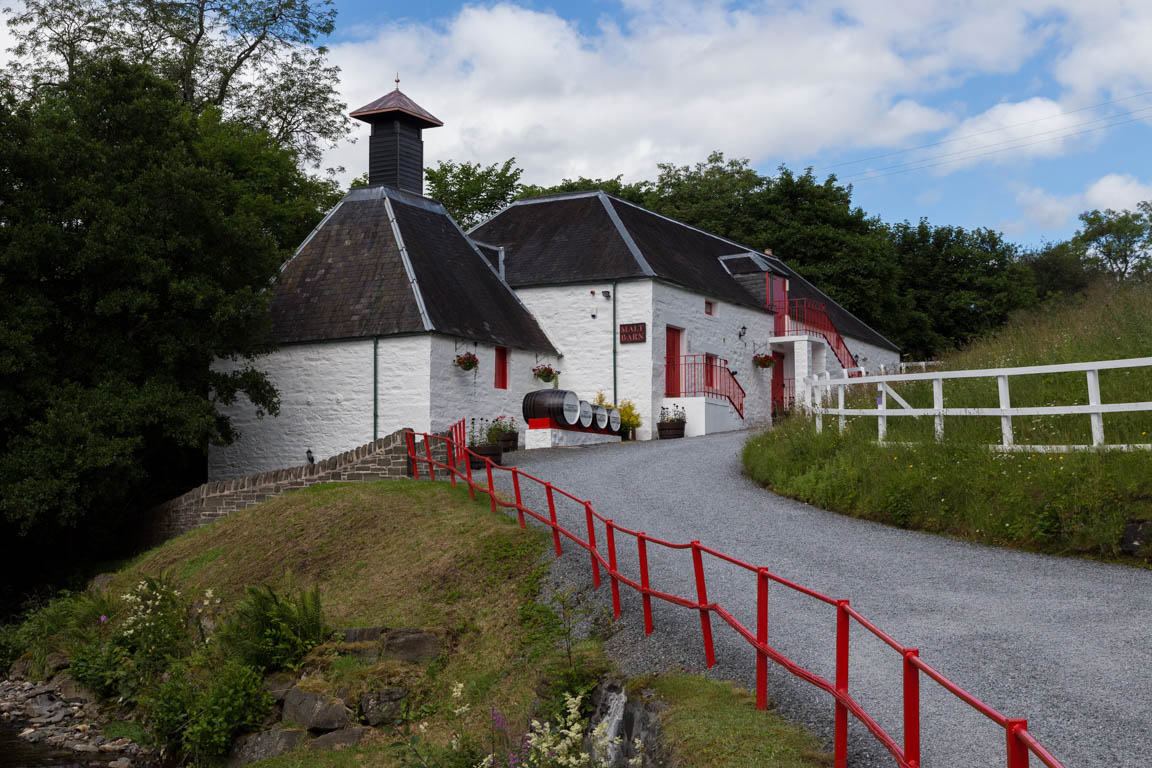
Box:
(665, 354, 746, 418)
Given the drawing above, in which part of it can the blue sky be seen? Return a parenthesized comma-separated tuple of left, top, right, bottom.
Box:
(318, 1, 1152, 247)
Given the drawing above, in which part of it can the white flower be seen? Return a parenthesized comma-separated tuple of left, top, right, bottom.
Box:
(453, 704, 470, 716)
(451, 682, 464, 699)
(418, 721, 428, 733)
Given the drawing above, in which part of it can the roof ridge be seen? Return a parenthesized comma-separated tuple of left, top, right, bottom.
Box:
(598, 194, 656, 278)
(383, 196, 434, 332)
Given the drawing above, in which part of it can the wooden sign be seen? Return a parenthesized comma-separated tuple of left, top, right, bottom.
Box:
(619, 322, 646, 344)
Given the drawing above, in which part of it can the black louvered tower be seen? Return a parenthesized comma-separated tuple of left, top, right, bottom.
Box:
(350, 85, 443, 195)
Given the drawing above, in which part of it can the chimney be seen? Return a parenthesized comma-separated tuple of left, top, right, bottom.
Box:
(350, 78, 443, 195)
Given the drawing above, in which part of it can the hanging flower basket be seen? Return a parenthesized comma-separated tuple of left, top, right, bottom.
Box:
(752, 353, 775, 369)
(532, 364, 560, 383)
(455, 352, 479, 371)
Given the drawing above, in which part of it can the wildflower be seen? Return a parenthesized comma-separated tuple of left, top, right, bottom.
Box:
(99, 615, 107, 624)
(452, 681, 464, 699)
(418, 722, 428, 734)
(454, 703, 470, 716)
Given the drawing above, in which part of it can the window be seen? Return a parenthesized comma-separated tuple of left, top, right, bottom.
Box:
(704, 300, 714, 315)
(494, 346, 508, 389)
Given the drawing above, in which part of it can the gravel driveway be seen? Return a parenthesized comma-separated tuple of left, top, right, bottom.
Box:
(488, 430, 1152, 767)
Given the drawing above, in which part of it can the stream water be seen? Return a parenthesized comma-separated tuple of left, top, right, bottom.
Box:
(0, 726, 98, 767)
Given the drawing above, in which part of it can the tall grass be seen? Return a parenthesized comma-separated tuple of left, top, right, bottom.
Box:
(745, 281, 1152, 557)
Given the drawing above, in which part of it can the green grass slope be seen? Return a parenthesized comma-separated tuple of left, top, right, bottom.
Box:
(745, 281, 1152, 558)
(8, 479, 829, 767)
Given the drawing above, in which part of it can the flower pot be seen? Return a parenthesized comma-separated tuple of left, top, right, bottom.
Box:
(619, 426, 635, 441)
(469, 444, 503, 469)
(657, 422, 685, 439)
(499, 431, 518, 452)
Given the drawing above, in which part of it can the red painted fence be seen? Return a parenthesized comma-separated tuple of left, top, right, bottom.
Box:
(404, 428, 1067, 768)
(665, 354, 746, 417)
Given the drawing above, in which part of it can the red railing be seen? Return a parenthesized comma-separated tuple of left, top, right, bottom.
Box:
(404, 428, 1068, 768)
(772, 298, 861, 377)
(773, 376, 796, 416)
(665, 354, 746, 418)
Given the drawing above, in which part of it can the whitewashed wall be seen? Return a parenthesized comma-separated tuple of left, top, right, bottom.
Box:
(210, 336, 432, 479)
(427, 334, 562, 440)
(651, 281, 775, 434)
(843, 335, 900, 374)
(516, 281, 655, 437)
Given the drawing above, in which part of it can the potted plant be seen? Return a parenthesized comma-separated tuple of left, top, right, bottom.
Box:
(488, 415, 519, 452)
(467, 418, 502, 468)
(532, 363, 561, 384)
(615, 398, 642, 441)
(752, 353, 775, 369)
(455, 351, 479, 371)
(657, 405, 686, 439)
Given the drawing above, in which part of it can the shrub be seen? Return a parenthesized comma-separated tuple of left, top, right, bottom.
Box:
(70, 640, 132, 699)
(616, 399, 641, 430)
(118, 575, 189, 681)
(182, 663, 271, 763)
(217, 584, 329, 671)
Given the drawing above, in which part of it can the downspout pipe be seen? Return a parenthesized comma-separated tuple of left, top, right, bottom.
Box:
(612, 281, 618, 405)
(373, 336, 379, 441)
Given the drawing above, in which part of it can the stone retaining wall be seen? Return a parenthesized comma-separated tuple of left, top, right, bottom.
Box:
(142, 428, 453, 546)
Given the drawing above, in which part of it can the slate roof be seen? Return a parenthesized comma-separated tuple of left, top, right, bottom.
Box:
(471, 191, 899, 352)
(269, 185, 556, 353)
(350, 89, 444, 127)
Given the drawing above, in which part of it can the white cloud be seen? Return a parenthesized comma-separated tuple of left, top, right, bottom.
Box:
(1009, 173, 1152, 233)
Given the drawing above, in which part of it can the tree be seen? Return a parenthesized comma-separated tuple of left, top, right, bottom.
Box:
(1072, 206, 1151, 279)
(4, 0, 349, 166)
(519, 174, 652, 206)
(1020, 239, 1100, 300)
(425, 158, 524, 229)
(0, 59, 339, 602)
(887, 220, 1036, 358)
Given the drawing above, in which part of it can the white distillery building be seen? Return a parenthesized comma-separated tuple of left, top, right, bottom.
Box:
(209, 88, 899, 479)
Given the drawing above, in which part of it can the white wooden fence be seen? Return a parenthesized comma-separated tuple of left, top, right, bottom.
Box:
(804, 356, 1152, 452)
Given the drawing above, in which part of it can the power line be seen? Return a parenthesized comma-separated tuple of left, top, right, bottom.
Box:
(821, 88, 1152, 170)
(849, 112, 1152, 183)
(840, 104, 1152, 180)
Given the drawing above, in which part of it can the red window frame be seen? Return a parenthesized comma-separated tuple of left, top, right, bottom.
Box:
(494, 346, 508, 389)
(704, 300, 714, 315)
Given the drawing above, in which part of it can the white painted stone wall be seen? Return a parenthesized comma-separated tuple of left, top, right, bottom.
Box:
(651, 281, 775, 436)
(515, 281, 655, 438)
(210, 336, 431, 479)
(843, 335, 900, 375)
(427, 334, 562, 443)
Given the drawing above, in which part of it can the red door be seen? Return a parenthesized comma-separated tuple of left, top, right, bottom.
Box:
(771, 352, 786, 415)
(665, 327, 682, 396)
(768, 275, 788, 335)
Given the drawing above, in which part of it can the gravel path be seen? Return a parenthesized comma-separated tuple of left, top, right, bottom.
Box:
(488, 430, 1152, 768)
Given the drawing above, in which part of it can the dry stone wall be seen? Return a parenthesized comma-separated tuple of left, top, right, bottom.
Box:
(143, 428, 452, 546)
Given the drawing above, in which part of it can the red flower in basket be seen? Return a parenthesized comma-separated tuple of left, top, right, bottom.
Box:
(752, 353, 775, 369)
(455, 352, 479, 371)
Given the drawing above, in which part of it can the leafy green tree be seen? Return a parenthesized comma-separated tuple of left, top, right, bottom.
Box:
(1020, 239, 1100, 300)
(4, 0, 349, 166)
(520, 174, 652, 206)
(425, 158, 524, 229)
(1071, 205, 1151, 279)
(0, 59, 339, 603)
(887, 220, 1036, 358)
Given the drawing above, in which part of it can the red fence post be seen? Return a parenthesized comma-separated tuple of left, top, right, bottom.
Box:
(546, 484, 562, 557)
(464, 449, 475, 500)
(835, 599, 850, 768)
(407, 432, 420, 480)
(584, 503, 601, 588)
(756, 568, 769, 711)
(638, 533, 654, 635)
(425, 438, 435, 482)
(512, 471, 525, 529)
(904, 648, 920, 767)
(1007, 719, 1029, 768)
(485, 459, 497, 512)
(606, 520, 621, 619)
(447, 436, 457, 488)
(690, 542, 715, 668)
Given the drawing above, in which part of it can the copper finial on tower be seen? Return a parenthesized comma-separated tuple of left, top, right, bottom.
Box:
(394, 73, 400, 91)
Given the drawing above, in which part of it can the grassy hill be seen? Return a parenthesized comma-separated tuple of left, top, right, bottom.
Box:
(5, 479, 829, 767)
(744, 281, 1152, 557)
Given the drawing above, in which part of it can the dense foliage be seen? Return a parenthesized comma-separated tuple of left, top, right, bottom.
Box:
(425, 158, 524, 229)
(5, 0, 349, 166)
(0, 60, 340, 611)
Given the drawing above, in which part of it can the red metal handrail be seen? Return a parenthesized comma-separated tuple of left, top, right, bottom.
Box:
(405, 429, 1067, 768)
(665, 354, 746, 417)
(771, 298, 861, 377)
